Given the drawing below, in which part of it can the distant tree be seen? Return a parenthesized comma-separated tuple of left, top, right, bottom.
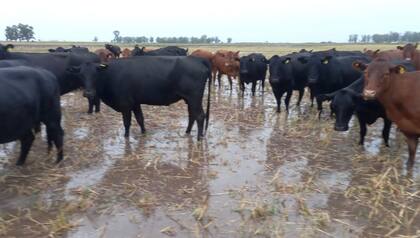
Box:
(227, 37, 232, 43)
(5, 25, 19, 41)
(17, 23, 35, 41)
(93, 36, 98, 42)
(113, 30, 121, 43)
(149, 37, 154, 43)
(5, 24, 34, 41)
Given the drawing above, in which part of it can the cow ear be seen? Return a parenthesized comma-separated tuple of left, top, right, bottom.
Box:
(321, 56, 332, 64)
(66, 66, 80, 73)
(235, 51, 240, 55)
(390, 65, 406, 74)
(415, 43, 418, 49)
(352, 61, 367, 71)
(374, 49, 380, 55)
(48, 49, 56, 53)
(97, 64, 108, 70)
(397, 46, 404, 50)
(297, 57, 308, 64)
(185, 48, 189, 53)
(282, 57, 291, 64)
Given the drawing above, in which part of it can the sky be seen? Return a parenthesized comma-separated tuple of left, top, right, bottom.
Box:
(1, 0, 419, 43)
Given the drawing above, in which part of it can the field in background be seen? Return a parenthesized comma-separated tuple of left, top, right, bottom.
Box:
(1, 41, 403, 56)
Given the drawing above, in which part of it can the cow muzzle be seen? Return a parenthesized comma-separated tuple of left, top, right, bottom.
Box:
(334, 124, 349, 131)
(363, 90, 376, 100)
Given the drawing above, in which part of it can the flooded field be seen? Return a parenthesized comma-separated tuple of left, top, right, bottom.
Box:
(1, 39, 420, 238)
(0, 79, 418, 238)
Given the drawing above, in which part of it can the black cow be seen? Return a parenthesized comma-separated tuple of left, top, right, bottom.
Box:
(0, 44, 100, 113)
(105, 44, 121, 58)
(317, 60, 415, 146)
(70, 56, 211, 140)
(132, 46, 188, 56)
(298, 54, 370, 114)
(239, 53, 268, 96)
(48, 45, 89, 54)
(0, 66, 63, 165)
(268, 55, 293, 112)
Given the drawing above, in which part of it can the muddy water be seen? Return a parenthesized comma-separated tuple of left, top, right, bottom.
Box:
(0, 79, 419, 238)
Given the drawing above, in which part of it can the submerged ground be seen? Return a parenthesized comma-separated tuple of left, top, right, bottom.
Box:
(0, 43, 419, 238)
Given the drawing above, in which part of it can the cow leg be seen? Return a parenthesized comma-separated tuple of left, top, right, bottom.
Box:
(261, 79, 265, 94)
(310, 90, 315, 107)
(316, 97, 323, 119)
(212, 69, 217, 86)
(187, 101, 205, 141)
(240, 80, 245, 97)
(122, 110, 132, 138)
(251, 82, 257, 96)
(228, 76, 233, 91)
(405, 134, 418, 169)
(217, 73, 222, 88)
(87, 98, 94, 114)
(16, 132, 35, 166)
(357, 116, 367, 145)
(271, 87, 282, 113)
(285, 90, 292, 113)
(94, 96, 101, 113)
(46, 122, 64, 163)
(382, 119, 392, 147)
(133, 106, 146, 133)
(185, 104, 195, 134)
(297, 88, 304, 106)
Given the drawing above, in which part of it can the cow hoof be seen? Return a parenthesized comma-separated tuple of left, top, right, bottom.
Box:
(385, 143, 390, 147)
(16, 161, 25, 166)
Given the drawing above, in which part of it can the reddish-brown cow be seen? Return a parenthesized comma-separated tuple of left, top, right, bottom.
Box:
(94, 49, 115, 63)
(121, 48, 132, 58)
(354, 59, 420, 168)
(363, 48, 403, 61)
(397, 43, 420, 69)
(212, 50, 240, 89)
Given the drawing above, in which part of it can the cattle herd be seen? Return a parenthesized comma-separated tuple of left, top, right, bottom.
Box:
(0, 43, 419, 170)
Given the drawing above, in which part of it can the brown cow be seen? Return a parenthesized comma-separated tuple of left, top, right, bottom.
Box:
(397, 43, 420, 69)
(121, 48, 132, 58)
(363, 48, 403, 61)
(212, 50, 240, 89)
(190, 49, 214, 62)
(354, 59, 420, 168)
(94, 49, 115, 63)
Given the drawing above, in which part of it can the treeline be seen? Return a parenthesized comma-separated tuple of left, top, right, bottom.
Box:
(348, 31, 420, 43)
(4, 23, 35, 41)
(111, 31, 232, 44)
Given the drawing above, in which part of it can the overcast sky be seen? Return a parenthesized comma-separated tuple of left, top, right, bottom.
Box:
(1, 0, 419, 43)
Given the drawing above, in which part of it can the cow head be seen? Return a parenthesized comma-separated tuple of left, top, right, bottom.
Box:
(122, 48, 132, 58)
(0, 44, 14, 59)
(105, 44, 121, 57)
(67, 62, 108, 99)
(131, 45, 145, 56)
(305, 55, 332, 85)
(318, 89, 362, 131)
(268, 56, 292, 84)
(354, 60, 406, 100)
(364, 49, 380, 58)
(397, 43, 418, 61)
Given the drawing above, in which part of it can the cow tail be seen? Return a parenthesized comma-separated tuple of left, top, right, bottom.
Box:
(205, 65, 211, 133)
